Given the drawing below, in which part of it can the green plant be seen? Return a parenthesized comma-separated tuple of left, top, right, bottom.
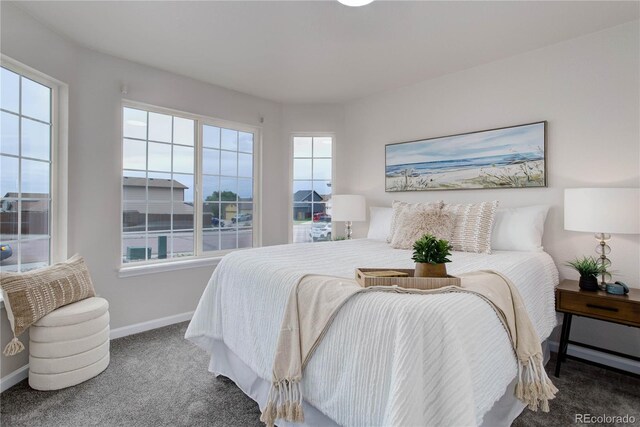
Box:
(565, 256, 605, 277)
(412, 234, 452, 264)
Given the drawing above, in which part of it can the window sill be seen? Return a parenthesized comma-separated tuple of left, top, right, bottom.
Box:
(118, 256, 222, 278)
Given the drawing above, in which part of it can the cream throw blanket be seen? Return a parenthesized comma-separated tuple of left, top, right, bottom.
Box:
(260, 270, 558, 426)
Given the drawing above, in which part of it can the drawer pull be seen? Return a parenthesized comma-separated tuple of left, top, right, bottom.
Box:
(586, 303, 618, 312)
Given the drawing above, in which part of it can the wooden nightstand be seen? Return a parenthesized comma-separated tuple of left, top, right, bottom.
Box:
(554, 279, 640, 377)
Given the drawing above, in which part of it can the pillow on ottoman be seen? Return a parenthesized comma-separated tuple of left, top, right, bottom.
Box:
(0, 254, 96, 356)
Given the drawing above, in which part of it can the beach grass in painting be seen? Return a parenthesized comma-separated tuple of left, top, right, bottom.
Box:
(385, 122, 546, 191)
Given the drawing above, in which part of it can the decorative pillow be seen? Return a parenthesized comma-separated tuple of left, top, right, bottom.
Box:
(388, 200, 444, 243)
(0, 254, 95, 355)
(444, 201, 499, 254)
(491, 205, 550, 252)
(390, 208, 455, 249)
(367, 207, 393, 241)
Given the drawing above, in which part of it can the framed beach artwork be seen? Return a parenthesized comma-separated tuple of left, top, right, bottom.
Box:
(385, 121, 547, 192)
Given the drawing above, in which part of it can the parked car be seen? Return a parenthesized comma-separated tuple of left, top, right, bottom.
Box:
(0, 243, 13, 261)
(309, 222, 332, 241)
(312, 213, 331, 222)
(232, 213, 253, 226)
(211, 217, 226, 227)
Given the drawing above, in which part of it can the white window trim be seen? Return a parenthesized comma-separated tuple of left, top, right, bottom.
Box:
(0, 55, 69, 268)
(117, 255, 222, 278)
(118, 100, 262, 274)
(288, 132, 336, 244)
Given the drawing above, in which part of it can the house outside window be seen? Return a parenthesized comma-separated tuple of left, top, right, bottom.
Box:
(291, 135, 333, 243)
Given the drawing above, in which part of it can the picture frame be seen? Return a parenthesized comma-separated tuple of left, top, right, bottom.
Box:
(385, 121, 547, 192)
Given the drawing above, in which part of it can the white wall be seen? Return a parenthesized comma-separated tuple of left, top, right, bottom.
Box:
(341, 21, 640, 355)
(0, 3, 288, 378)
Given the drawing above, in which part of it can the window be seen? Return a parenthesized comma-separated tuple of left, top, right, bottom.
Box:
(291, 135, 333, 243)
(201, 124, 254, 252)
(0, 65, 57, 272)
(121, 104, 258, 265)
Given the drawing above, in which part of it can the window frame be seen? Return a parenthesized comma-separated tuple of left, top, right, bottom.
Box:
(0, 55, 68, 272)
(288, 132, 336, 244)
(119, 100, 261, 271)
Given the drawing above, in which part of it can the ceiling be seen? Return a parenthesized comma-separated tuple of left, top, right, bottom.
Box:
(12, 1, 639, 104)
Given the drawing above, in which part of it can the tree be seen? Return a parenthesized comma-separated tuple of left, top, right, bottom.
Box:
(205, 191, 237, 218)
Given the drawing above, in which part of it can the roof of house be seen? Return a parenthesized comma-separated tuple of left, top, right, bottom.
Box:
(293, 190, 323, 202)
(123, 177, 188, 189)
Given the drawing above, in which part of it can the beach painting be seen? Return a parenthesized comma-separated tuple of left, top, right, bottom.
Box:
(385, 122, 546, 192)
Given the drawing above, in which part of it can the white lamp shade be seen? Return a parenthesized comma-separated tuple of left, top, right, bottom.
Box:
(564, 188, 640, 234)
(331, 195, 366, 222)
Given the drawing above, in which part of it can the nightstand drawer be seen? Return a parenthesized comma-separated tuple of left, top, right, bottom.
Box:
(557, 292, 640, 326)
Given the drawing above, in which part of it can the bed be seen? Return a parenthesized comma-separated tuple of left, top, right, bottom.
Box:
(186, 238, 559, 426)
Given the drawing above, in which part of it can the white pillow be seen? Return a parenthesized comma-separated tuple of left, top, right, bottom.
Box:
(491, 205, 550, 252)
(367, 207, 393, 241)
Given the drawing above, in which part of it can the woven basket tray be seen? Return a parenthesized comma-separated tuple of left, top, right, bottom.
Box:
(355, 268, 461, 290)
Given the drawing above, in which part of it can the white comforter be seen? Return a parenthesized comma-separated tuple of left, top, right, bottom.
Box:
(186, 239, 558, 426)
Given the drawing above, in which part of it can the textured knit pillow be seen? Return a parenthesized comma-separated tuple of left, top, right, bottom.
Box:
(390, 208, 455, 249)
(444, 201, 499, 254)
(388, 200, 444, 243)
(0, 254, 96, 356)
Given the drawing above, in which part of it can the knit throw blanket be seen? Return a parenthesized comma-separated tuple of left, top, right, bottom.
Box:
(260, 270, 558, 426)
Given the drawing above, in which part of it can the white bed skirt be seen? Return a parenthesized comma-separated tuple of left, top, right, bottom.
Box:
(207, 338, 550, 427)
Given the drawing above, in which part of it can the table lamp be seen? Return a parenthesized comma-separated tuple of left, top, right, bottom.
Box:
(331, 195, 366, 240)
(564, 188, 640, 288)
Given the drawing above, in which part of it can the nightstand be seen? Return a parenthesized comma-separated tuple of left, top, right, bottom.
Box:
(554, 279, 640, 377)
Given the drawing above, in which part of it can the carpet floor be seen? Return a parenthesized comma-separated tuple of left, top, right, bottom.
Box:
(1, 322, 638, 426)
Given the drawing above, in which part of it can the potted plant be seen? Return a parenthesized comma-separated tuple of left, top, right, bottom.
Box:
(412, 234, 452, 278)
(566, 256, 604, 291)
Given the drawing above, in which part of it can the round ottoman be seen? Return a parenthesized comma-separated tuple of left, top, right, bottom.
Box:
(28, 297, 110, 390)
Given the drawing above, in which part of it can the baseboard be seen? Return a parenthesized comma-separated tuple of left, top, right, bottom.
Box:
(109, 311, 194, 340)
(1, 311, 194, 393)
(0, 365, 29, 393)
(548, 340, 640, 375)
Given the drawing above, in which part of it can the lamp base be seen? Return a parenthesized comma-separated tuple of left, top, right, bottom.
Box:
(594, 233, 612, 290)
(345, 221, 353, 240)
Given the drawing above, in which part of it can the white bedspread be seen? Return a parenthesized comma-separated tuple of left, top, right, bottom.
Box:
(186, 239, 559, 426)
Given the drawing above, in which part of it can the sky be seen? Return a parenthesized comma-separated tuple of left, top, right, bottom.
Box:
(386, 122, 545, 166)
(292, 136, 333, 196)
(1, 67, 52, 199)
(2, 102, 258, 203)
(122, 111, 256, 202)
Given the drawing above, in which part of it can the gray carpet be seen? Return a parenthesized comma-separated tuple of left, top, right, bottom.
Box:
(1, 322, 638, 426)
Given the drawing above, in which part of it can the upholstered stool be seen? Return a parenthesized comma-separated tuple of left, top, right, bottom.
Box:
(28, 297, 110, 390)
